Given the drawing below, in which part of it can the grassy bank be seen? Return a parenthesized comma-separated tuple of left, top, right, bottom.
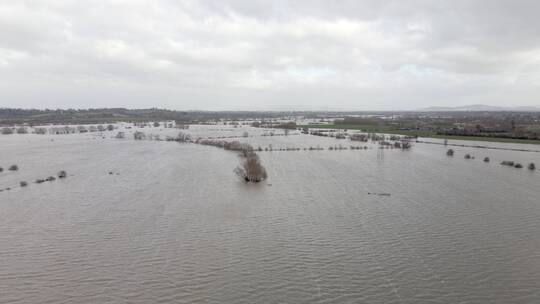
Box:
(299, 124, 540, 145)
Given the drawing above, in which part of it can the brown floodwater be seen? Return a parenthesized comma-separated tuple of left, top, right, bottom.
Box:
(1, 126, 540, 303)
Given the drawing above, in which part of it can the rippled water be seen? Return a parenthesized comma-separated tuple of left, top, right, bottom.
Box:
(1, 126, 540, 303)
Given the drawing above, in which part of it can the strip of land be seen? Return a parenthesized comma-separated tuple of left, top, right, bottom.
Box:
(299, 124, 540, 145)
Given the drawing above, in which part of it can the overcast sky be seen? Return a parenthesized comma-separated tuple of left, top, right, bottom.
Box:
(1, 0, 540, 110)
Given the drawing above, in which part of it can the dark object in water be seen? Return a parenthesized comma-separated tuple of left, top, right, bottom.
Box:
(0, 167, 3, 172)
(20, 181, 28, 187)
(464, 154, 471, 159)
(35, 179, 45, 184)
(483, 157, 490, 162)
(446, 149, 454, 156)
(368, 192, 391, 196)
(501, 161, 515, 166)
(45, 176, 56, 182)
(109, 172, 114, 175)
(9, 165, 18, 171)
(514, 163, 523, 169)
(529, 163, 536, 170)
(58, 170, 67, 178)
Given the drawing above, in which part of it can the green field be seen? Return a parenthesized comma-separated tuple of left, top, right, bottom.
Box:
(299, 124, 540, 145)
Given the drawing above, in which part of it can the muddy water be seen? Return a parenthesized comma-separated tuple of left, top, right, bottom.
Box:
(1, 128, 540, 303)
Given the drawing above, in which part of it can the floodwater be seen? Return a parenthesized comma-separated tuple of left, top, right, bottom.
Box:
(1, 125, 540, 303)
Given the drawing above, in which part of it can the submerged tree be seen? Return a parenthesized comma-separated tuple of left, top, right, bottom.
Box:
(446, 149, 454, 156)
(234, 151, 268, 183)
(529, 163, 536, 170)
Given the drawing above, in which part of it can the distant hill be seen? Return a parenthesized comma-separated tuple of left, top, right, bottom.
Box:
(418, 104, 540, 112)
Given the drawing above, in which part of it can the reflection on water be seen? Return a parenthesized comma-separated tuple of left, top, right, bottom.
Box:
(1, 127, 540, 303)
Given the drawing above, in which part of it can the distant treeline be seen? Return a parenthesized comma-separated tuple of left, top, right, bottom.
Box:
(0, 108, 304, 125)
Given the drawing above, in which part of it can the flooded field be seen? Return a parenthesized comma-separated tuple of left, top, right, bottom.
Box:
(1, 125, 540, 303)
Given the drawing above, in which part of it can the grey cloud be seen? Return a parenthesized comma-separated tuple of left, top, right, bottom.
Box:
(1, 0, 539, 110)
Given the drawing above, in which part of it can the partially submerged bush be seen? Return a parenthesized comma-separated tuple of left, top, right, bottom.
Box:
(464, 154, 471, 159)
(529, 163, 536, 170)
(514, 163, 523, 169)
(401, 141, 412, 150)
(350, 133, 368, 142)
(446, 149, 454, 156)
(234, 152, 267, 183)
(2, 127, 14, 135)
(20, 181, 28, 187)
(58, 170, 67, 178)
(484, 157, 490, 162)
(133, 131, 146, 140)
(17, 127, 28, 134)
(9, 165, 18, 171)
(501, 161, 515, 166)
(0, 167, 3, 172)
(176, 131, 192, 143)
(34, 128, 47, 135)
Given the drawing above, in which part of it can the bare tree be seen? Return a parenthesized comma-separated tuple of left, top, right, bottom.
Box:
(234, 152, 267, 183)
